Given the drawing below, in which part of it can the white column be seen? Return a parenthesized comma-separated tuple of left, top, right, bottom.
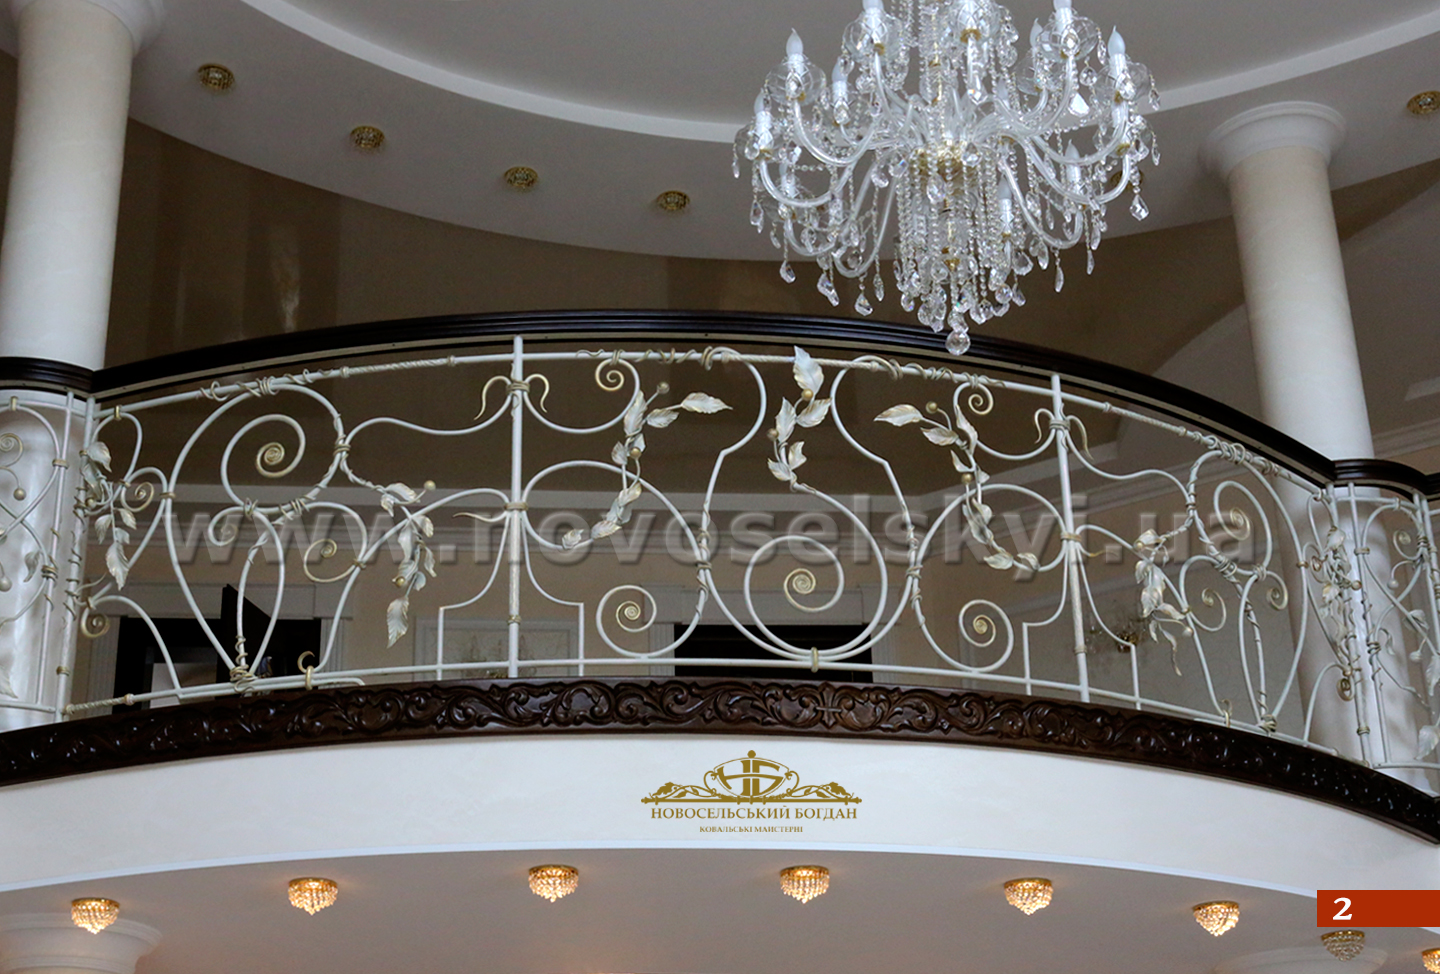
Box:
(0, 0, 159, 729)
(0, 0, 161, 369)
(1203, 102, 1369, 458)
(0, 914, 160, 974)
(1216, 945, 1386, 974)
(1205, 103, 1421, 778)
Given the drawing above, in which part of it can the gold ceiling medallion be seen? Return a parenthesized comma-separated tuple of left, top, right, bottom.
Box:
(1409, 91, 1440, 116)
(779, 865, 830, 903)
(504, 166, 539, 190)
(642, 751, 861, 809)
(1004, 878, 1054, 915)
(350, 126, 385, 151)
(1321, 930, 1366, 961)
(656, 190, 690, 212)
(70, 898, 120, 934)
(528, 864, 579, 902)
(1192, 901, 1240, 936)
(287, 877, 338, 914)
(196, 64, 234, 91)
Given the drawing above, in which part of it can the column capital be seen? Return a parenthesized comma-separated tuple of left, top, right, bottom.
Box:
(0, 914, 160, 974)
(1216, 946, 1388, 974)
(8, 0, 163, 52)
(1203, 102, 1346, 179)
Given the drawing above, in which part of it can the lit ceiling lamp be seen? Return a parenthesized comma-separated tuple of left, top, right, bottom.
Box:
(1003, 878, 1053, 914)
(288, 877, 339, 915)
(1322, 930, 1366, 962)
(1422, 948, 1440, 972)
(736, 0, 1157, 355)
(779, 865, 830, 903)
(70, 898, 120, 934)
(1192, 900, 1240, 936)
(528, 865, 580, 903)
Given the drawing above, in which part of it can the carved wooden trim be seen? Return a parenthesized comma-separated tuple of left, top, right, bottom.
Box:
(2, 679, 1435, 840)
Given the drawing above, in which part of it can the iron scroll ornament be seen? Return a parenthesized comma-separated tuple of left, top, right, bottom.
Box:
(0, 678, 1434, 840)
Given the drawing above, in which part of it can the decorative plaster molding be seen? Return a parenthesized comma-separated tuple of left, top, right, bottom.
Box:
(1203, 102, 1347, 179)
(9, 0, 163, 52)
(0, 914, 160, 974)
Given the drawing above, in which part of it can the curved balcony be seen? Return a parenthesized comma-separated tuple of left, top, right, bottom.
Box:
(0, 311, 1437, 833)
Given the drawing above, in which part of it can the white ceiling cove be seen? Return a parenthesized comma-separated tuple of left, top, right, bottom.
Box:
(41, 0, 1437, 259)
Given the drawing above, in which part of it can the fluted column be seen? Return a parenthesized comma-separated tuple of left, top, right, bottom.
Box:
(0, 0, 160, 728)
(0, 914, 160, 974)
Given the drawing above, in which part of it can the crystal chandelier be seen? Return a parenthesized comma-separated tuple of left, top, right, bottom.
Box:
(1192, 900, 1240, 936)
(528, 864, 580, 902)
(1321, 930, 1365, 962)
(1003, 877, 1053, 914)
(736, 0, 1158, 354)
(70, 898, 120, 934)
(779, 865, 831, 903)
(287, 877, 339, 915)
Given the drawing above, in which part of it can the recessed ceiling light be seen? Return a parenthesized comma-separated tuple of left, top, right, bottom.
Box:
(505, 166, 538, 190)
(1408, 91, 1440, 116)
(656, 190, 690, 212)
(350, 126, 385, 151)
(196, 64, 234, 91)
(71, 898, 120, 934)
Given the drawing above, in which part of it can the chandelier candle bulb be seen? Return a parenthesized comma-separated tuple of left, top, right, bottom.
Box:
(737, 0, 1157, 354)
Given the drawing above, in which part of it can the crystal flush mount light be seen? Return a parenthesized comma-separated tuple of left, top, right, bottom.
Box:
(350, 126, 385, 151)
(70, 898, 120, 934)
(288, 877, 339, 915)
(1322, 930, 1366, 962)
(1409, 91, 1440, 116)
(1422, 948, 1440, 973)
(736, 0, 1158, 355)
(196, 64, 234, 91)
(779, 865, 830, 903)
(1192, 901, 1240, 936)
(505, 166, 539, 190)
(528, 865, 579, 902)
(656, 190, 690, 212)
(1003, 878, 1053, 915)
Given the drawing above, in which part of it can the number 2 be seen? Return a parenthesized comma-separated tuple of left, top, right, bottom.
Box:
(1333, 897, 1353, 921)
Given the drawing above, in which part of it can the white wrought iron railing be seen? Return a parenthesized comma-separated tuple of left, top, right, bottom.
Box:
(1, 328, 1437, 787)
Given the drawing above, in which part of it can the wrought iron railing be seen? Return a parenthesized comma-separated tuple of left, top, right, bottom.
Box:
(0, 314, 1437, 789)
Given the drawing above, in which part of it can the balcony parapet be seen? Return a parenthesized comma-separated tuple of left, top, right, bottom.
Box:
(0, 678, 1436, 840)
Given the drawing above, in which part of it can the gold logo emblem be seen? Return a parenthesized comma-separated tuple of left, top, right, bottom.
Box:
(643, 751, 861, 809)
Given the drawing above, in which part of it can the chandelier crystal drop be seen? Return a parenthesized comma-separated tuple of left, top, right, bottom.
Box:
(70, 898, 120, 934)
(287, 878, 338, 915)
(1322, 930, 1366, 962)
(528, 865, 580, 903)
(736, 0, 1158, 354)
(1003, 878, 1053, 914)
(779, 865, 831, 903)
(1192, 901, 1240, 936)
